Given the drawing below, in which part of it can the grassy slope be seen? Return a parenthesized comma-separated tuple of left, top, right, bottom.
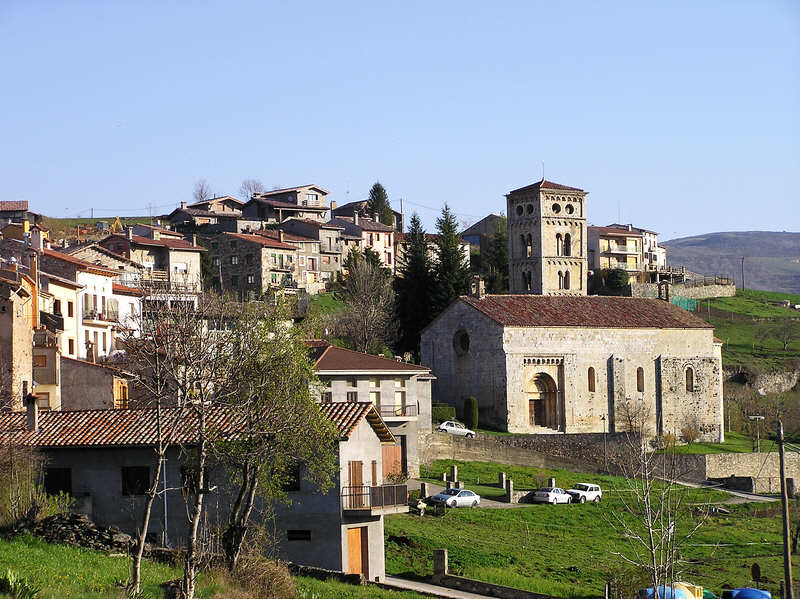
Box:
(662, 431, 777, 455)
(386, 460, 785, 598)
(307, 291, 344, 316)
(702, 289, 800, 371)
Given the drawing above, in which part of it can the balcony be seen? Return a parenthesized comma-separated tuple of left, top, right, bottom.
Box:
(341, 484, 409, 516)
(604, 244, 639, 254)
(379, 404, 418, 420)
(82, 309, 118, 324)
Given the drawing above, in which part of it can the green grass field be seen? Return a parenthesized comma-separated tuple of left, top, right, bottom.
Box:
(660, 431, 777, 454)
(387, 460, 786, 598)
(307, 291, 344, 316)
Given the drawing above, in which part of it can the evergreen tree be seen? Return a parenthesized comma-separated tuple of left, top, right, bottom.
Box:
(432, 203, 471, 315)
(365, 182, 395, 227)
(483, 215, 508, 293)
(394, 214, 434, 356)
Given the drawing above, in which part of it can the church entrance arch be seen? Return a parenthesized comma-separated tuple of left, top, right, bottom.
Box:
(525, 372, 559, 430)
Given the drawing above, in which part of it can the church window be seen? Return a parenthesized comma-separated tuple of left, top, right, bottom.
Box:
(685, 367, 694, 392)
(564, 270, 570, 290)
(563, 233, 571, 257)
(526, 234, 532, 257)
(526, 204, 534, 214)
(556, 234, 563, 256)
(453, 329, 470, 356)
(552, 203, 561, 214)
(588, 367, 596, 392)
(558, 271, 563, 289)
(566, 204, 574, 215)
(636, 367, 645, 392)
(516, 205, 523, 216)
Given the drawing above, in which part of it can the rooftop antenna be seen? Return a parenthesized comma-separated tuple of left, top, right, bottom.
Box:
(541, 161, 545, 181)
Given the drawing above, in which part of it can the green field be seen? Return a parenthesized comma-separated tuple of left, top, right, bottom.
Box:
(386, 460, 786, 598)
(700, 289, 800, 371)
(307, 291, 344, 316)
(659, 431, 778, 454)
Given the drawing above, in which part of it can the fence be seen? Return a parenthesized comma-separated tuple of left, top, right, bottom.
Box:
(341, 484, 408, 510)
(379, 404, 418, 418)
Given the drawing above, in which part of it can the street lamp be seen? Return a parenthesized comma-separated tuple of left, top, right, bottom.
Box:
(748, 415, 765, 453)
(600, 414, 608, 472)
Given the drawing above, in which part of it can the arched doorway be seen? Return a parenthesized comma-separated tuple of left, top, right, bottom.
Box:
(525, 373, 559, 430)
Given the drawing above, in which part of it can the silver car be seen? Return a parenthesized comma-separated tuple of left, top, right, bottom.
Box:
(437, 420, 476, 438)
(428, 488, 481, 508)
(532, 487, 572, 504)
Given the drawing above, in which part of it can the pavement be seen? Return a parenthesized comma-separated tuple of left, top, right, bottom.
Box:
(381, 576, 500, 598)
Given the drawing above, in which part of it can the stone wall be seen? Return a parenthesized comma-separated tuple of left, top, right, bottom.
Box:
(724, 366, 800, 394)
(630, 282, 736, 300)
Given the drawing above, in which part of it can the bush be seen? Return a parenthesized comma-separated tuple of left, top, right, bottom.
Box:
(0, 569, 41, 599)
(680, 424, 701, 444)
(656, 433, 677, 449)
(463, 397, 479, 430)
(432, 403, 455, 423)
(233, 556, 296, 599)
(605, 268, 629, 289)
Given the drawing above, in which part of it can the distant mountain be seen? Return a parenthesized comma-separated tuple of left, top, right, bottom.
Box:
(662, 231, 800, 294)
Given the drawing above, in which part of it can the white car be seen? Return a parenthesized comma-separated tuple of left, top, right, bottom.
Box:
(428, 488, 481, 508)
(437, 420, 476, 438)
(566, 483, 603, 503)
(532, 487, 572, 504)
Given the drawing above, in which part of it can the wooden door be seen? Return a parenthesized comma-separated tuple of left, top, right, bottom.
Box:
(347, 527, 369, 577)
(382, 445, 402, 477)
(348, 461, 363, 507)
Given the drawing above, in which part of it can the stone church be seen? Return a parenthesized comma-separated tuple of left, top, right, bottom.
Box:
(420, 179, 724, 441)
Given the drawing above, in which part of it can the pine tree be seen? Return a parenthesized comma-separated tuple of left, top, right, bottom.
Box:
(365, 182, 395, 227)
(483, 215, 508, 293)
(432, 203, 470, 315)
(394, 214, 434, 356)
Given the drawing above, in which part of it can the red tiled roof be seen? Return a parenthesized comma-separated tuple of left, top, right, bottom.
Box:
(106, 234, 205, 252)
(508, 179, 584, 194)
(258, 230, 319, 244)
(112, 282, 144, 296)
(460, 295, 713, 329)
(224, 232, 297, 250)
(254, 184, 329, 197)
(589, 225, 644, 237)
(319, 402, 394, 443)
(43, 249, 119, 276)
(188, 196, 243, 208)
(134, 224, 183, 237)
(0, 201, 29, 211)
(328, 216, 394, 233)
(311, 340, 430, 373)
(285, 218, 343, 230)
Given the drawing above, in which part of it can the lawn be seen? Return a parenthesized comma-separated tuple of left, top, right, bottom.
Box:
(660, 431, 777, 454)
(387, 459, 786, 599)
(307, 291, 344, 316)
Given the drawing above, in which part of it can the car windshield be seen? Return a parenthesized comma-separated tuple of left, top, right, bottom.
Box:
(443, 489, 460, 496)
(454, 423, 463, 428)
(539, 487, 553, 492)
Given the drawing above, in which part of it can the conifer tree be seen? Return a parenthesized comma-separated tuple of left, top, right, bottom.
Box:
(394, 213, 434, 356)
(365, 182, 395, 227)
(483, 215, 508, 293)
(432, 203, 470, 315)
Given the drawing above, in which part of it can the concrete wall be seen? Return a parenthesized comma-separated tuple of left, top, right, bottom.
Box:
(60, 358, 117, 410)
(0, 282, 33, 410)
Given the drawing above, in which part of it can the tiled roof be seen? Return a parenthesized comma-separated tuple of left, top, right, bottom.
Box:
(508, 179, 584, 194)
(254, 184, 329, 197)
(134, 224, 183, 237)
(170, 207, 225, 218)
(258, 230, 319, 244)
(460, 295, 713, 329)
(589, 226, 644, 237)
(319, 402, 394, 443)
(327, 216, 394, 234)
(224, 233, 297, 250)
(0, 201, 29, 211)
(284, 218, 343, 230)
(188, 196, 243, 208)
(311, 340, 430, 373)
(112, 282, 144, 296)
(607, 223, 658, 235)
(43, 249, 119, 276)
(105, 234, 206, 252)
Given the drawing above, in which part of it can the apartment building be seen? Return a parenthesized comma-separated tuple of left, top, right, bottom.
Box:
(327, 213, 395, 271)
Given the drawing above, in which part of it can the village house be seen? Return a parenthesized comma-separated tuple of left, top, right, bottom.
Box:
(310, 341, 434, 478)
(588, 223, 668, 283)
(0, 267, 35, 410)
(0, 201, 40, 224)
(0, 400, 405, 580)
(206, 232, 299, 296)
(460, 213, 505, 257)
(277, 219, 345, 285)
(254, 230, 327, 294)
(241, 185, 330, 224)
(331, 200, 403, 232)
(327, 213, 395, 271)
(186, 195, 244, 215)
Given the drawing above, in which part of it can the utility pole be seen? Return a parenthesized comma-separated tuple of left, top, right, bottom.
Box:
(778, 421, 794, 599)
(601, 414, 608, 472)
(741, 256, 745, 290)
(749, 415, 765, 453)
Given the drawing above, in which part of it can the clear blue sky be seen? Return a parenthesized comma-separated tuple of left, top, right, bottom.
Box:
(1, 1, 798, 240)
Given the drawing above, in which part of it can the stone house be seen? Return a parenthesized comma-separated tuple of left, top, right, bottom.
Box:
(242, 185, 330, 224)
(310, 341, 434, 477)
(0, 401, 405, 580)
(98, 230, 205, 293)
(0, 200, 39, 224)
(460, 213, 504, 258)
(331, 200, 404, 232)
(206, 232, 299, 297)
(187, 196, 244, 215)
(327, 214, 395, 272)
(0, 267, 34, 410)
(278, 218, 345, 284)
(255, 230, 326, 294)
(59, 356, 131, 410)
(420, 288, 724, 441)
(588, 223, 668, 283)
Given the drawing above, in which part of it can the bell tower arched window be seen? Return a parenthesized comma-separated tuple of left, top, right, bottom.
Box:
(588, 367, 596, 392)
(685, 367, 694, 392)
(556, 234, 563, 256)
(636, 367, 645, 392)
(564, 233, 571, 256)
(558, 271, 564, 289)
(526, 233, 533, 257)
(564, 270, 570, 290)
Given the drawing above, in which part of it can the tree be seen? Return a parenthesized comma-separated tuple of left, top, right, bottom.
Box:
(216, 299, 338, 570)
(238, 179, 265, 201)
(394, 214, 434, 356)
(432, 203, 470, 316)
(482, 216, 508, 294)
(193, 179, 211, 204)
(606, 268, 629, 289)
(337, 253, 396, 353)
(756, 320, 800, 351)
(365, 182, 394, 227)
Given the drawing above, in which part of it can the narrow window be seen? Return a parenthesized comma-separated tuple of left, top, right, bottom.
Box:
(564, 270, 570, 290)
(68, 338, 75, 355)
(556, 233, 563, 256)
(588, 367, 596, 392)
(564, 233, 571, 257)
(346, 391, 358, 402)
(685, 367, 694, 392)
(287, 530, 311, 541)
(526, 233, 533, 257)
(67, 301, 74, 317)
(558, 271, 564, 289)
(371, 460, 378, 485)
(636, 367, 645, 392)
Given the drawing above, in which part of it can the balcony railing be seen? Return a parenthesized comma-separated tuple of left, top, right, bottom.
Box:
(342, 484, 408, 512)
(83, 309, 118, 323)
(379, 404, 418, 418)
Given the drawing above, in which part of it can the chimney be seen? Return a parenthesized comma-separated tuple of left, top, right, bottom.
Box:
(126, 227, 133, 241)
(470, 274, 486, 299)
(192, 234, 197, 247)
(25, 384, 39, 432)
(628, 224, 632, 231)
(373, 212, 379, 222)
(29, 251, 39, 329)
(279, 230, 285, 243)
(353, 211, 359, 226)
(30, 227, 44, 252)
(181, 201, 187, 210)
(152, 230, 160, 241)
(330, 200, 338, 212)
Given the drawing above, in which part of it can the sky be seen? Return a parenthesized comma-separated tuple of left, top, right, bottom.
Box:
(1, 1, 798, 240)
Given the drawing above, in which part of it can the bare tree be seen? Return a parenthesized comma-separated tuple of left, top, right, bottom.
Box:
(238, 179, 265, 201)
(193, 179, 211, 204)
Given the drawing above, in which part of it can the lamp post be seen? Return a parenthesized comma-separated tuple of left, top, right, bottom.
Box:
(600, 414, 608, 472)
(748, 415, 765, 453)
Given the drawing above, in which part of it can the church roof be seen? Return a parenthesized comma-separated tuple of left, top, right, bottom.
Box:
(508, 179, 584, 194)
(460, 295, 713, 329)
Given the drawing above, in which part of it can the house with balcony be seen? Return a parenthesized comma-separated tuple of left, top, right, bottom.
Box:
(254, 229, 327, 294)
(241, 185, 330, 224)
(98, 229, 205, 292)
(331, 200, 403, 232)
(186, 195, 244, 215)
(310, 340, 433, 477)
(327, 214, 395, 272)
(588, 224, 670, 283)
(0, 400, 404, 581)
(277, 219, 345, 285)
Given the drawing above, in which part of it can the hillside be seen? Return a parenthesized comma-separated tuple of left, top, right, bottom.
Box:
(662, 231, 800, 294)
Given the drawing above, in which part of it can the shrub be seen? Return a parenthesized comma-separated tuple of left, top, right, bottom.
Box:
(463, 397, 479, 430)
(680, 424, 701, 444)
(656, 433, 677, 449)
(432, 403, 455, 423)
(0, 569, 41, 599)
(605, 268, 629, 289)
(233, 556, 296, 599)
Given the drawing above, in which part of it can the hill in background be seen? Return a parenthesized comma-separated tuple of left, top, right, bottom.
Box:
(662, 231, 800, 294)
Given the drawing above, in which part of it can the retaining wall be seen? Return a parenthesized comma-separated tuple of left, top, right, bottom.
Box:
(630, 282, 736, 300)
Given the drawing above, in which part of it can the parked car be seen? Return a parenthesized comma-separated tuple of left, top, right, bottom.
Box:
(437, 420, 476, 438)
(566, 483, 603, 503)
(532, 487, 572, 504)
(428, 488, 481, 508)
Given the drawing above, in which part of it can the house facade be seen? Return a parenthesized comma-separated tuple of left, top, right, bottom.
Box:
(421, 290, 723, 441)
(588, 224, 668, 283)
(206, 232, 298, 296)
(311, 341, 433, 477)
(242, 185, 330, 224)
(331, 200, 403, 233)
(278, 219, 345, 284)
(327, 215, 395, 271)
